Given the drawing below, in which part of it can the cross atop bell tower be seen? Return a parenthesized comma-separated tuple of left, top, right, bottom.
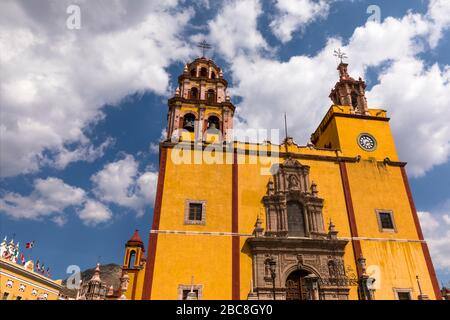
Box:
(197, 40, 212, 58)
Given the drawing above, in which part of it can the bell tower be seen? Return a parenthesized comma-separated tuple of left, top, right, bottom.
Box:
(123, 230, 145, 269)
(166, 53, 235, 142)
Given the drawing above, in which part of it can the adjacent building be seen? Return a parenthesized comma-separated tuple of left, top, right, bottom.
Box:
(0, 238, 62, 300)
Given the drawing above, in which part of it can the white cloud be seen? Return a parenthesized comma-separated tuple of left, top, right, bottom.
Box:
(443, 214, 450, 225)
(368, 58, 450, 176)
(77, 199, 112, 227)
(418, 211, 450, 272)
(0, 177, 85, 221)
(427, 0, 450, 47)
(91, 154, 158, 216)
(270, 0, 331, 43)
(0, 0, 194, 177)
(49, 137, 115, 170)
(207, 0, 268, 60)
(0, 176, 115, 226)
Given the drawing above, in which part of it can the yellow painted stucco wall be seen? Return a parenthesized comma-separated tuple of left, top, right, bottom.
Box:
(151, 150, 233, 300)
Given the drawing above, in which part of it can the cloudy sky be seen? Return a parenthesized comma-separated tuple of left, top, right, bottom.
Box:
(0, 0, 449, 285)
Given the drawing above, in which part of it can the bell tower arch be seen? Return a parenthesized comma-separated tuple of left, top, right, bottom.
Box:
(166, 57, 235, 142)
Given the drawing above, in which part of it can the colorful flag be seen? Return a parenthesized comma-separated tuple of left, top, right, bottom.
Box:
(41, 263, 45, 273)
(46, 267, 50, 277)
(25, 241, 34, 249)
(36, 260, 40, 271)
(20, 253, 25, 265)
(3, 251, 11, 260)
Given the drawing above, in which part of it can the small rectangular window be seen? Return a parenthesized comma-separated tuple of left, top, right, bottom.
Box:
(178, 284, 203, 300)
(379, 212, 394, 229)
(397, 292, 411, 300)
(376, 210, 396, 232)
(189, 203, 203, 221)
(184, 200, 206, 225)
(396, 291, 412, 300)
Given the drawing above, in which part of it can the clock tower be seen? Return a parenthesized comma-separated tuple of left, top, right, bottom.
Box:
(312, 62, 399, 162)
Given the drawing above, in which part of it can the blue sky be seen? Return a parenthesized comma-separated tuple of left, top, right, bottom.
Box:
(1, 0, 449, 288)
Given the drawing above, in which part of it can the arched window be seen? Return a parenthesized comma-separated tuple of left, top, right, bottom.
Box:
(351, 92, 358, 109)
(207, 89, 216, 103)
(211, 71, 216, 79)
(190, 68, 196, 77)
(183, 113, 196, 132)
(207, 116, 220, 131)
(190, 87, 199, 99)
(200, 67, 208, 77)
(128, 250, 136, 268)
(287, 201, 306, 237)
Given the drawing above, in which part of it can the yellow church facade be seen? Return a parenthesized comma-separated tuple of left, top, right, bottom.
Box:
(122, 57, 441, 300)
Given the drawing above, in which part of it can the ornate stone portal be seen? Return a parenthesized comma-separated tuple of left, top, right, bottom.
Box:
(247, 158, 351, 300)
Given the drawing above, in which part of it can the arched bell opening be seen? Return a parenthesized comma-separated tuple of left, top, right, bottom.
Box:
(190, 87, 199, 100)
(128, 250, 136, 268)
(351, 91, 358, 109)
(206, 115, 221, 132)
(183, 113, 196, 132)
(206, 89, 216, 103)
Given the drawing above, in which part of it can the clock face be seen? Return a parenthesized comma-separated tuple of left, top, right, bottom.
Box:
(358, 134, 376, 151)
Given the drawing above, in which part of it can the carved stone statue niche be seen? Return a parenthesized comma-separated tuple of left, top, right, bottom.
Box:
(263, 157, 326, 239)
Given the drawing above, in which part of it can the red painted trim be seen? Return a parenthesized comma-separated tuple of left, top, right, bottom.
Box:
(339, 162, 363, 277)
(232, 151, 240, 300)
(400, 167, 441, 299)
(131, 270, 138, 300)
(142, 147, 168, 300)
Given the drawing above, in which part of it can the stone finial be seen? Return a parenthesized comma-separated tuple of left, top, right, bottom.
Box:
(327, 218, 338, 240)
(357, 254, 367, 276)
(219, 69, 223, 78)
(175, 87, 180, 96)
(267, 178, 274, 195)
(91, 263, 101, 282)
(254, 215, 264, 237)
(183, 64, 188, 73)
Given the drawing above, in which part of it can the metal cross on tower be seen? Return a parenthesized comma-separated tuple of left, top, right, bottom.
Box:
(333, 48, 348, 64)
(197, 40, 212, 57)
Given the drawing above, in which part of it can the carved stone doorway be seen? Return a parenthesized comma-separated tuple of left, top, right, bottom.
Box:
(285, 270, 310, 300)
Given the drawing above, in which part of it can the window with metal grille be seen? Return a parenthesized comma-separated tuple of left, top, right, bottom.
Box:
(189, 203, 203, 221)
